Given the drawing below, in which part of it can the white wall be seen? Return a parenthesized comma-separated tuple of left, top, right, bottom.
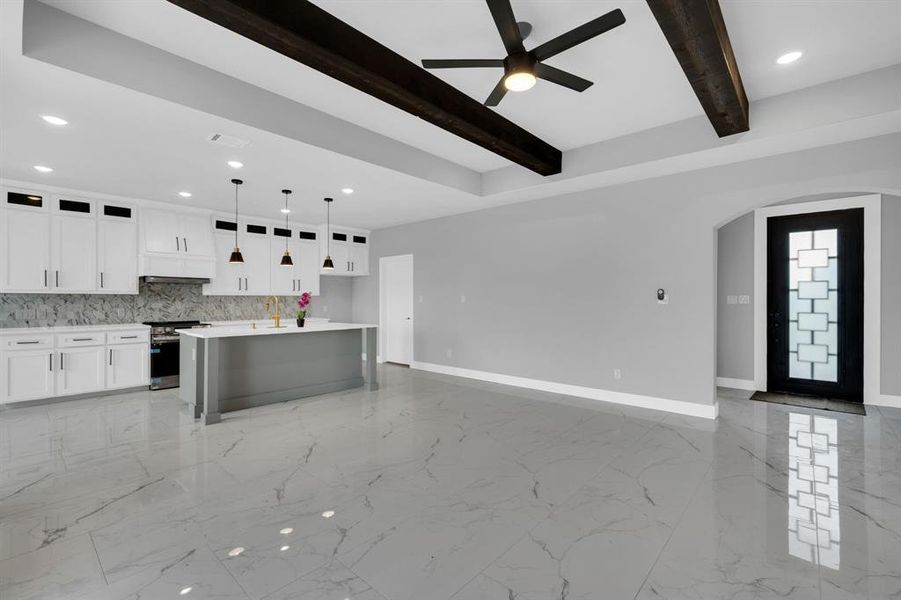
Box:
(352, 133, 901, 412)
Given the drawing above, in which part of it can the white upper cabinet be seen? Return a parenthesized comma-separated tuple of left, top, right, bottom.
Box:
(51, 197, 97, 293)
(320, 226, 369, 276)
(0, 188, 51, 292)
(139, 207, 215, 278)
(239, 222, 272, 295)
(204, 217, 321, 296)
(97, 202, 138, 294)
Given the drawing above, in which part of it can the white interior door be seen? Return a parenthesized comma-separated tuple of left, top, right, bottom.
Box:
(383, 255, 414, 365)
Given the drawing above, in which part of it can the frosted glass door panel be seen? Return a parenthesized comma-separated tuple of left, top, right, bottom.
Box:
(787, 228, 838, 382)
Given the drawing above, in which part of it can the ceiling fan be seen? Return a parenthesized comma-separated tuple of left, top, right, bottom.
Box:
(421, 0, 625, 106)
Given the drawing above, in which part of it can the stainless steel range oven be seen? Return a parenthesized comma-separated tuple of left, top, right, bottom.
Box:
(144, 321, 210, 390)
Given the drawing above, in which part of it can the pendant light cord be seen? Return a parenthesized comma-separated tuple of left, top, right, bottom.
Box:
(234, 182, 239, 249)
(327, 200, 331, 256)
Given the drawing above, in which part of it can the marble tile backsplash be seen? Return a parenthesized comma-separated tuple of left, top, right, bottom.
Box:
(0, 280, 352, 328)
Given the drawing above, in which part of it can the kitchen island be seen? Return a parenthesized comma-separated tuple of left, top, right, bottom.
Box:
(178, 322, 377, 424)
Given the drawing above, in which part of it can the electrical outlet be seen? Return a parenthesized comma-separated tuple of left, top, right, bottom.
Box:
(726, 295, 738, 305)
(738, 294, 751, 305)
(613, 368, 622, 380)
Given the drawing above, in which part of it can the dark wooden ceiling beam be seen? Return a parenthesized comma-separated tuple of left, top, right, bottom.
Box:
(166, 0, 562, 176)
(646, 0, 749, 137)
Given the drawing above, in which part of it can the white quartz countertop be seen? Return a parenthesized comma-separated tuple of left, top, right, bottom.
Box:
(0, 323, 150, 335)
(178, 321, 376, 339)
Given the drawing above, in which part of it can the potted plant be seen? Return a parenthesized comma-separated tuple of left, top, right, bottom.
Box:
(296, 292, 311, 327)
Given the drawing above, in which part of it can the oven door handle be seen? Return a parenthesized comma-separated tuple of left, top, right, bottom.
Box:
(152, 338, 181, 344)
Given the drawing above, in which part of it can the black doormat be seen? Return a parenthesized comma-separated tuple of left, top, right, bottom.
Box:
(750, 391, 866, 415)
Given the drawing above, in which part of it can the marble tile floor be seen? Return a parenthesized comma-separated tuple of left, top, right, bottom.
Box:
(1, 365, 900, 599)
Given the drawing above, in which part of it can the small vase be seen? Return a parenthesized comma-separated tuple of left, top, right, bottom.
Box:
(296, 318, 305, 327)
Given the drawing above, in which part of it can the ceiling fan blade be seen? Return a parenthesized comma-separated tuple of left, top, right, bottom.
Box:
(422, 59, 505, 69)
(484, 76, 508, 106)
(486, 0, 525, 55)
(532, 8, 626, 61)
(534, 63, 593, 92)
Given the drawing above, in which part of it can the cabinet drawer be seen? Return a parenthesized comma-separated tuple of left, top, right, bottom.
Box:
(1, 334, 53, 350)
(108, 330, 149, 345)
(56, 332, 106, 347)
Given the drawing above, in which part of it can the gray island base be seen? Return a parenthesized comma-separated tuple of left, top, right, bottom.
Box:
(179, 323, 377, 424)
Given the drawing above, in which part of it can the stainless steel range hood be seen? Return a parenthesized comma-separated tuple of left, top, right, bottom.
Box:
(141, 276, 211, 285)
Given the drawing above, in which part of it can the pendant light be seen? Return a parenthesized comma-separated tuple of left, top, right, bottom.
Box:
(279, 189, 294, 267)
(322, 197, 335, 270)
(228, 179, 244, 264)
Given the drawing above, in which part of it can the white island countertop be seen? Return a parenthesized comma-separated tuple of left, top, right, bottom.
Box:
(179, 321, 377, 340)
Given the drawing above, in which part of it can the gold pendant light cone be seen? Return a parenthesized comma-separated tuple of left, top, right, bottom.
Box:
(322, 255, 335, 270)
(229, 247, 244, 264)
(280, 250, 294, 266)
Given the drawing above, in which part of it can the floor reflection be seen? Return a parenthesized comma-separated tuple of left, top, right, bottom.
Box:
(788, 412, 840, 569)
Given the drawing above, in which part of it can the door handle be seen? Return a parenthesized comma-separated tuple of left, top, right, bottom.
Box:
(100, 272, 104, 288)
(183, 237, 188, 253)
(60, 352, 64, 370)
(292, 280, 295, 291)
(109, 349, 113, 366)
(44, 269, 48, 288)
(238, 277, 242, 291)
(244, 277, 248, 289)
(49, 353, 53, 371)
(55, 271, 59, 287)
(176, 236, 180, 251)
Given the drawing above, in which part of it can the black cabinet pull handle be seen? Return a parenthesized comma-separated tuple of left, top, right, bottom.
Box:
(109, 349, 113, 365)
(176, 236, 180, 251)
(55, 271, 59, 287)
(49, 353, 53, 371)
(183, 237, 188, 252)
(72, 337, 92, 341)
(44, 269, 48, 287)
(120, 335, 138, 339)
(60, 353, 64, 370)
(100, 272, 104, 288)
(16, 340, 40, 345)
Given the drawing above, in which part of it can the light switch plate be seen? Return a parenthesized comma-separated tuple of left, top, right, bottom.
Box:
(738, 295, 751, 305)
(726, 295, 738, 305)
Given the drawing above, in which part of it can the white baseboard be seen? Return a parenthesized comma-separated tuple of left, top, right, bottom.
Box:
(411, 361, 718, 420)
(716, 377, 757, 391)
(869, 394, 901, 409)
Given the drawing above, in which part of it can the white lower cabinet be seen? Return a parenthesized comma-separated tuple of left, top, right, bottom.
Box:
(107, 343, 149, 390)
(0, 327, 149, 404)
(57, 346, 106, 395)
(1, 349, 54, 402)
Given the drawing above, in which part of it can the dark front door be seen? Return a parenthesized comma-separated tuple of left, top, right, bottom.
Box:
(767, 208, 864, 402)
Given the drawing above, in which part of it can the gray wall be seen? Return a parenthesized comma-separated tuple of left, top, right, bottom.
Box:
(0, 276, 353, 328)
(353, 133, 901, 408)
(716, 212, 754, 380)
(715, 194, 901, 396)
(883, 196, 901, 396)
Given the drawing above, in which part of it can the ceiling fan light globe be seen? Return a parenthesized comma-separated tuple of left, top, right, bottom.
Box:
(504, 71, 536, 92)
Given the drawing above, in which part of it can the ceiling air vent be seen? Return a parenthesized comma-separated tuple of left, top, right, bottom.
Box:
(207, 133, 250, 148)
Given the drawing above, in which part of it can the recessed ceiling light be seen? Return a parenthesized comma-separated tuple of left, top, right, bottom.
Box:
(776, 51, 803, 65)
(41, 115, 68, 126)
(280, 208, 291, 214)
(341, 188, 354, 195)
(279, 527, 293, 535)
(227, 546, 245, 557)
(227, 160, 244, 169)
(33, 165, 53, 173)
(179, 587, 192, 595)
(279, 545, 290, 552)
(321, 510, 335, 519)
(178, 191, 193, 198)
